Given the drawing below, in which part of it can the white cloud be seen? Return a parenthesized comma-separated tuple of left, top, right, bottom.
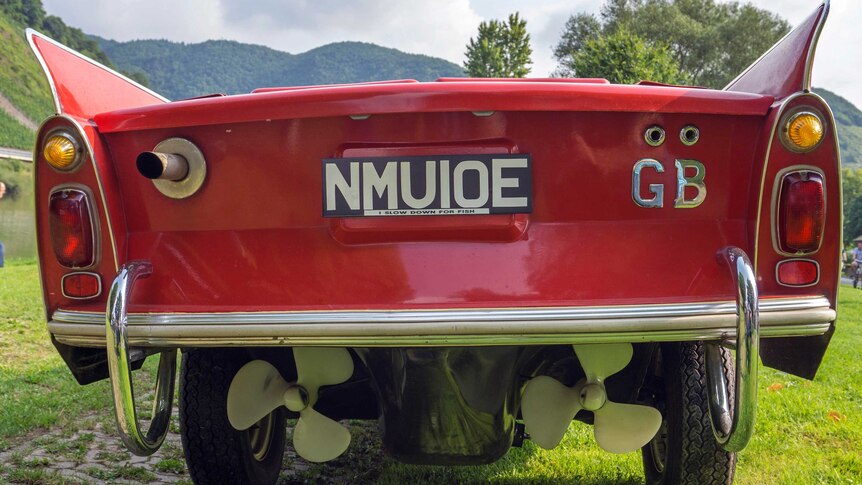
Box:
(43, 0, 481, 62)
(41, 0, 860, 106)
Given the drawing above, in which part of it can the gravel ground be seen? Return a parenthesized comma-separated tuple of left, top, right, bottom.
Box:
(0, 409, 383, 484)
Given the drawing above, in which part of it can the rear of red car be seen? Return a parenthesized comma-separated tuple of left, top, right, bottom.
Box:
(26, 2, 840, 483)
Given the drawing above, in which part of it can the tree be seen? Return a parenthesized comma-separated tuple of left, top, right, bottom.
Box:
(464, 13, 532, 78)
(563, 27, 683, 84)
(553, 0, 790, 88)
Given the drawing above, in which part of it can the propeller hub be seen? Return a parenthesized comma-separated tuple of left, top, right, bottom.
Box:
(283, 385, 309, 412)
(579, 382, 607, 411)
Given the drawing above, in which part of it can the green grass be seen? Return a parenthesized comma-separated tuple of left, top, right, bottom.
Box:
(0, 108, 34, 149)
(0, 259, 113, 449)
(0, 259, 860, 483)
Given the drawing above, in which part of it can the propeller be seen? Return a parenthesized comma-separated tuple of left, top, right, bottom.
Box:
(521, 343, 662, 454)
(227, 347, 354, 462)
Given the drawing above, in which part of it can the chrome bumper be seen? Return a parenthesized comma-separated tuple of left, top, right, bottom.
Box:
(105, 261, 176, 456)
(52, 297, 832, 348)
(707, 247, 759, 452)
(98, 248, 826, 455)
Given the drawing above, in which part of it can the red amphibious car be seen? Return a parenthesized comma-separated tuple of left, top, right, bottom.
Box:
(27, 2, 838, 483)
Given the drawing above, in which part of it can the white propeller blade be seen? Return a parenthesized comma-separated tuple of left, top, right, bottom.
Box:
(521, 343, 662, 454)
(574, 343, 633, 382)
(294, 347, 354, 403)
(594, 401, 663, 454)
(521, 376, 583, 449)
(294, 407, 352, 463)
(226, 348, 355, 463)
(227, 360, 290, 431)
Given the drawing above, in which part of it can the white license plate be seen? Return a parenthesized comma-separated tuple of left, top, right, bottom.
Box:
(322, 154, 532, 217)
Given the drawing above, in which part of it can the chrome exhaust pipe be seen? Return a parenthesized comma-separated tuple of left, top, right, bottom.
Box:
(136, 151, 189, 181)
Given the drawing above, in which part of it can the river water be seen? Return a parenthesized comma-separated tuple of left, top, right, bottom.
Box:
(0, 179, 36, 260)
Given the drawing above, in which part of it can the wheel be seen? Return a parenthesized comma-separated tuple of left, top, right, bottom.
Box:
(179, 348, 286, 485)
(641, 342, 736, 485)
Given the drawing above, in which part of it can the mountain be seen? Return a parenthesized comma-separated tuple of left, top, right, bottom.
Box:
(816, 88, 862, 167)
(95, 37, 466, 101)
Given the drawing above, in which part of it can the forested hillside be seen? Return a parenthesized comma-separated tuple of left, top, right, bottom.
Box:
(96, 37, 466, 100)
(817, 88, 862, 166)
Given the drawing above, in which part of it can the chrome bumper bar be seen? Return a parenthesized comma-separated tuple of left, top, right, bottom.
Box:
(106, 261, 176, 456)
(98, 251, 823, 455)
(707, 247, 758, 452)
(53, 297, 832, 348)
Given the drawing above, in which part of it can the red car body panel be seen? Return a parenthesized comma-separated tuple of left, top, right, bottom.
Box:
(27, 1, 838, 380)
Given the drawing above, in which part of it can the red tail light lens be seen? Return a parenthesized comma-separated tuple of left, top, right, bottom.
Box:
(62, 272, 101, 299)
(778, 171, 824, 253)
(49, 189, 95, 268)
(776, 259, 819, 286)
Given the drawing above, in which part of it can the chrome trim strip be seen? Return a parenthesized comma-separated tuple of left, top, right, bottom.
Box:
(803, 0, 830, 91)
(49, 322, 833, 348)
(707, 247, 758, 452)
(49, 296, 834, 348)
(26, 28, 169, 114)
(52, 296, 831, 325)
(106, 261, 176, 456)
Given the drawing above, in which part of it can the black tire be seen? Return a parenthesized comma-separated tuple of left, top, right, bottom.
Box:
(179, 348, 286, 485)
(641, 342, 736, 485)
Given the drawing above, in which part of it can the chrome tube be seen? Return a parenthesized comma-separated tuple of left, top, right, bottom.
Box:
(135, 151, 189, 181)
(105, 261, 177, 456)
(707, 247, 759, 452)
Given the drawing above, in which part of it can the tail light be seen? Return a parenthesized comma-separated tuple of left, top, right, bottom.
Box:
(62, 272, 101, 299)
(49, 188, 96, 268)
(776, 259, 819, 287)
(777, 171, 824, 253)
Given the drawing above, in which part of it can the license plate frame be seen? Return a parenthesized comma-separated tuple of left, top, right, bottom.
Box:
(322, 153, 532, 218)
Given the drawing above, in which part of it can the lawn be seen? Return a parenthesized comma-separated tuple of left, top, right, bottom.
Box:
(0, 258, 860, 484)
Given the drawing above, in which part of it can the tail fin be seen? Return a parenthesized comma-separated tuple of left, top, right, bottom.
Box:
(27, 29, 167, 119)
(724, 1, 828, 99)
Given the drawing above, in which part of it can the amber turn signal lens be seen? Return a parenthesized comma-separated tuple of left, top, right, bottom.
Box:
(785, 112, 823, 151)
(43, 133, 80, 170)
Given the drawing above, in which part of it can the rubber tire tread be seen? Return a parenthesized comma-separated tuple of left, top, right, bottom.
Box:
(179, 348, 286, 485)
(642, 341, 737, 485)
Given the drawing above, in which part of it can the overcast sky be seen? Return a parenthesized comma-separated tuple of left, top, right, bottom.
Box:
(42, 0, 860, 107)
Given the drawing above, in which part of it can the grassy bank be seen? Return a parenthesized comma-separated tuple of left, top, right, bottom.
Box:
(0, 260, 860, 483)
(0, 259, 113, 450)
